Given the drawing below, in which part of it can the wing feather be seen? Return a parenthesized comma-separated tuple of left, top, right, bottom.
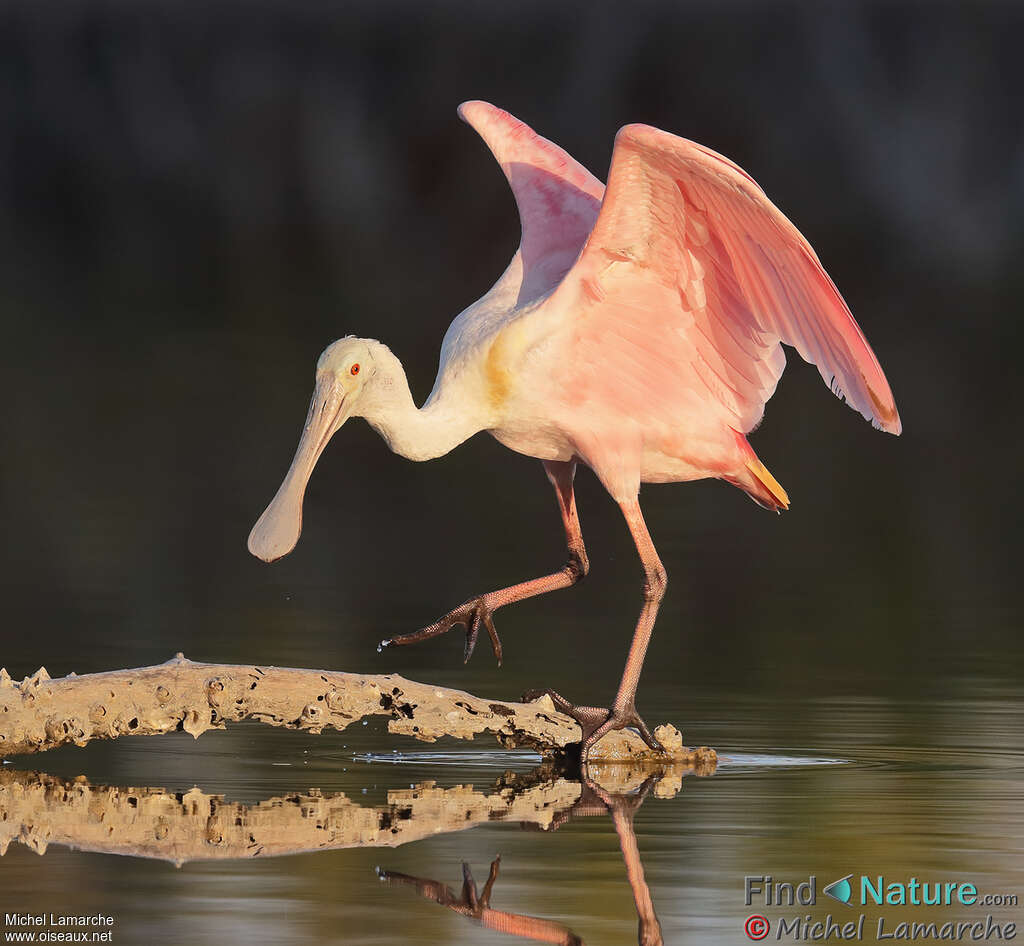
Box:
(458, 101, 604, 305)
(553, 123, 901, 435)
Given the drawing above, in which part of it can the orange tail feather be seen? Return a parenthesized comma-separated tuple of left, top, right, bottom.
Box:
(729, 430, 790, 512)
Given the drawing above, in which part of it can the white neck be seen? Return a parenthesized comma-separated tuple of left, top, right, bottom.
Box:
(356, 357, 485, 462)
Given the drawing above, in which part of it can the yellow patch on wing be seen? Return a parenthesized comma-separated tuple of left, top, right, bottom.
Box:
(485, 328, 515, 410)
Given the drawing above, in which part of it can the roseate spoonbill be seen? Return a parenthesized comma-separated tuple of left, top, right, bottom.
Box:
(248, 101, 900, 757)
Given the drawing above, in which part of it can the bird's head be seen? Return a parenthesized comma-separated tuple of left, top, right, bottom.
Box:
(247, 336, 393, 563)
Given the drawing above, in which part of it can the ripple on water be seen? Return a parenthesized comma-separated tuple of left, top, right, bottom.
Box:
(353, 749, 544, 767)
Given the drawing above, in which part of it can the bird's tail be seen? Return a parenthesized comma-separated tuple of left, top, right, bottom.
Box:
(728, 429, 790, 512)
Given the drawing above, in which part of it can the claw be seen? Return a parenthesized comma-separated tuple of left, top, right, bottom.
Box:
(482, 610, 502, 666)
(382, 596, 503, 666)
(628, 714, 664, 753)
(463, 615, 480, 664)
(586, 707, 665, 755)
(463, 607, 502, 665)
(521, 688, 665, 758)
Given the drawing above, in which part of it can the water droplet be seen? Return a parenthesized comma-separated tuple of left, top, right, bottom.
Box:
(362, 720, 367, 726)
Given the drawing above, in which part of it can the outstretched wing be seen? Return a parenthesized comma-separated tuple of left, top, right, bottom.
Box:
(548, 123, 901, 436)
(458, 101, 604, 306)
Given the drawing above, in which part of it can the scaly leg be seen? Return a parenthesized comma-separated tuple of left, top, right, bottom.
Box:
(379, 460, 589, 665)
(524, 497, 666, 756)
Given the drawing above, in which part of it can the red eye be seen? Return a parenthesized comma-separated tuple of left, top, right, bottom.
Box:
(350, 363, 360, 376)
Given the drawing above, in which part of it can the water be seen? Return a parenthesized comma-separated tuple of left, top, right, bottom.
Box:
(2, 675, 1021, 945)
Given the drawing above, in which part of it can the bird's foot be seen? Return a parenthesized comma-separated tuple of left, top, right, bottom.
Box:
(461, 857, 500, 916)
(521, 688, 665, 757)
(378, 596, 503, 666)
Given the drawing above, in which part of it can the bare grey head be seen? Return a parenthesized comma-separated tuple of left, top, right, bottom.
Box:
(247, 336, 402, 563)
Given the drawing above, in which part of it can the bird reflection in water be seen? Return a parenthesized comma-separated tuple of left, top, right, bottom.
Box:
(378, 769, 675, 946)
(380, 857, 583, 946)
(0, 757, 713, 944)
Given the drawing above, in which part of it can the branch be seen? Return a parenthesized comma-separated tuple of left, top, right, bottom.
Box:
(0, 656, 716, 765)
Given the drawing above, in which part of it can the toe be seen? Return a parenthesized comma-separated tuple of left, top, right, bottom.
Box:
(481, 609, 502, 667)
(463, 613, 481, 663)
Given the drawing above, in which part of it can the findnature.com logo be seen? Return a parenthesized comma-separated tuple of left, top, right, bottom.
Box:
(743, 874, 1018, 941)
(746, 874, 1018, 909)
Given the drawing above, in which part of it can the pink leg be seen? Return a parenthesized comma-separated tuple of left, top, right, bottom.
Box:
(525, 497, 666, 756)
(379, 460, 589, 665)
(603, 499, 666, 737)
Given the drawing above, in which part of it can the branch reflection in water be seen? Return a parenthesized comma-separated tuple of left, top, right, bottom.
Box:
(0, 756, 715, 943)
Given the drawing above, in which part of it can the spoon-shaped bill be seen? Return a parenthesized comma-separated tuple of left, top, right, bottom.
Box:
(247, 379, 351, 563)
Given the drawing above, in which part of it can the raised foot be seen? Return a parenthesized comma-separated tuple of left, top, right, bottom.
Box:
(521, 688, 665, 757)
(378, 596, 503, 666)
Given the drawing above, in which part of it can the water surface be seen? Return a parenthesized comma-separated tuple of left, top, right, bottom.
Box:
(2, 672, 1021, 945)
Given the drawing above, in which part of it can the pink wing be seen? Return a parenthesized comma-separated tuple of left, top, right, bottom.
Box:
(550, 123, 902, 436)
(458, 101, 605, 305)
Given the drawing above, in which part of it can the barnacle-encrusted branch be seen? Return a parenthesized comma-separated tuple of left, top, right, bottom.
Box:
(0, 655, 715, 764)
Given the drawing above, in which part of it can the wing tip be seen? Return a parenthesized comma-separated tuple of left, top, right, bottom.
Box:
(457, 99, 491, 123)
(615, 123, 660, 149)
(830, 368, 902, 435)
(864, 376, 902, 435)
(458, 100, 517, 137)
(875, 411, 903, 436)
(616, 123, 764, 192)
(457, 100, 532, 163)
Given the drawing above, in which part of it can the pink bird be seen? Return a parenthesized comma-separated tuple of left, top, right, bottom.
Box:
(248, 101, 900, 758)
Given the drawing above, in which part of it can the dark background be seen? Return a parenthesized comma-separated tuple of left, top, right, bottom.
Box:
(1, 0, 1020, 716)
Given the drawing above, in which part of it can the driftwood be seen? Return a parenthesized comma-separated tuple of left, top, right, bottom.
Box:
(0, 655, 716, 765)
